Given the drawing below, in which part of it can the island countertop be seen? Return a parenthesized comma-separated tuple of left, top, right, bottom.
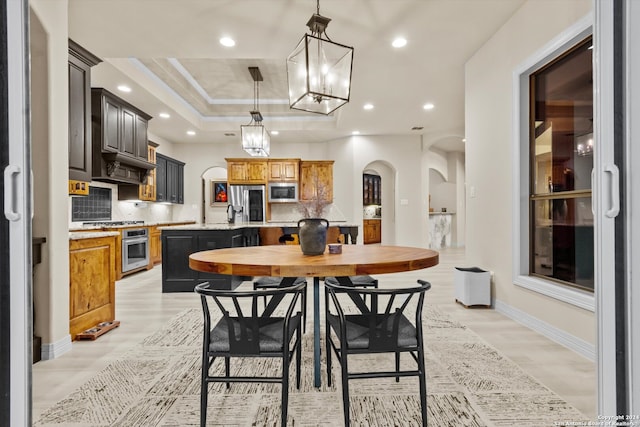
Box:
(158, 221, 360, 231)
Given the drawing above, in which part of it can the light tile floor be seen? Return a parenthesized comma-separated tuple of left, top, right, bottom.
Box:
(32, 247, 596, 421)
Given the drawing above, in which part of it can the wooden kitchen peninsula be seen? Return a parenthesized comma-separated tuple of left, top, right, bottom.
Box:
(160, 222, 359, 292)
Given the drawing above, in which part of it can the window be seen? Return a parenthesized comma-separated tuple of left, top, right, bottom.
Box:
(512, 16, 594, 311)
(529, 36, 594, 292)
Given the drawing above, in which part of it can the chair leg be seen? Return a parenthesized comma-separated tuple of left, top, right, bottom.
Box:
(395, 352, 400, 382)
(302, 284, 307, 333)
(225, 357, 230, 389)
(296, 323, 302, 389)
(326, 314, 332, 387)
(200, 356, 209, 427)
(340, 354, 350, 427)
(417, 347, 428, 426)
(281, 353, 290, 427)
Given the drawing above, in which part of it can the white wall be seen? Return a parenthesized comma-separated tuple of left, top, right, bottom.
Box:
(465, 0, 594, 344)
(173, 134, 427, 247)
(30, 0, 71, 354)
(202, 166, 228, 224)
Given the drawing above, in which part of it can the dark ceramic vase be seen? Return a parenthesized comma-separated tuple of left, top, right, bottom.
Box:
(298, 218, 329, 255)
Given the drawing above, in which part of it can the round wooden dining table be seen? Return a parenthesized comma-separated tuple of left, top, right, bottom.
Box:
(189, 244, 439, 387)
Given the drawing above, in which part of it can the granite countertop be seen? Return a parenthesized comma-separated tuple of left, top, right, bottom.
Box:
(69, 231, 120, 241)
(70, 220, 196, 232)
(159, 221, 360, 231)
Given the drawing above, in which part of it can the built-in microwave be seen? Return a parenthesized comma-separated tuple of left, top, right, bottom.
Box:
(268, 182, 298, 203)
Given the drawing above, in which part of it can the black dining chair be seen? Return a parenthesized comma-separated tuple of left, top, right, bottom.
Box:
(194, 281, 305, 427)
(253, 228, 308, 331)
(324, 275, 378, 308)
(324, 279, 432, 427)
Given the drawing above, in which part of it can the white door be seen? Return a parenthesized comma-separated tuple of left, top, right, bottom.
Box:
(624, 0, 640, 416)
(1, 0, 32, 425)
(594, 0, 639, 417)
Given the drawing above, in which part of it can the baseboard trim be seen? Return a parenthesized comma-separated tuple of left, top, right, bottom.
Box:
(494, 299, 596, 361)
(41, 335, 72, 360)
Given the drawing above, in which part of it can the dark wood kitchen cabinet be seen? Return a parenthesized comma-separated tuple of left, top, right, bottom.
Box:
(156, 153, 184, 204)
(363, 173, 381, 205)
(68, 40, 101, 183)
(91, 88, 155, 185)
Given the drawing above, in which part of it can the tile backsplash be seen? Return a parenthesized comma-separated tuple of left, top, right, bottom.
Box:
(69, 181, 174, 228)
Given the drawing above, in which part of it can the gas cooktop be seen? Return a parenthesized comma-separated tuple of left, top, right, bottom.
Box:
(83, 220, 145, 226)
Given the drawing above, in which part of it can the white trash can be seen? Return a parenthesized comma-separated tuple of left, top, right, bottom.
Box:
(454, 267, 491, 307)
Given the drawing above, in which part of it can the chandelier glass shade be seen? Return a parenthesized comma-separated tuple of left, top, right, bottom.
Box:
(241, 117, 270, 157)
(241, 67, 270, 157)
(286, 4, 353, 115)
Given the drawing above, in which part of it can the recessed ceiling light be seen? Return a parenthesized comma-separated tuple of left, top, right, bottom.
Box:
(186, 130, 196, 136)
(159, 112, 170, 119)
(271, 130, 279, 135)
(220, 37, 235, 47)
(363, 103, 374, 110)
(392, 37, 407, 48)
(117, 85, 131, 93)
(352, 131, 360, 135)
(423, 103, 435, 110)
(462, 138, 467, 142)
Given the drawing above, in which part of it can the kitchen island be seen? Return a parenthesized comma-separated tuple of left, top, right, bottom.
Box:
(160, 221, 359, 292)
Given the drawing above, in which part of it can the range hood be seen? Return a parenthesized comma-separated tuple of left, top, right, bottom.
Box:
(95, 151, 155, 185)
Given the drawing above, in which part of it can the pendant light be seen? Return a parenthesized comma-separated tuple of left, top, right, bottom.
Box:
(286, 0, 354, 115)
(241, 67, 270, 157)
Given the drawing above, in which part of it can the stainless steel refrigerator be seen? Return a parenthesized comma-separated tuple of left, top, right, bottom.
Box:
(228, 185, 266, 223)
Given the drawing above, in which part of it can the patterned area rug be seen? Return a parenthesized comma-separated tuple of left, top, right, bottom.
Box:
(35, 306, 589, 426)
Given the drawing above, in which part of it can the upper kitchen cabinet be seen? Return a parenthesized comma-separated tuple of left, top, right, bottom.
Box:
(156, 153, 184, 204)
(91, 88, 155, 185)
(300, 160, 334, 202)
(363, 173, 381, 205)
(226, 158, 267, 184)
(68, 39, 101, 184)
(268, 159, 299, 182)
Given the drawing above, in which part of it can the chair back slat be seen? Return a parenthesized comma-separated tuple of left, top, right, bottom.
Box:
(326, 280, 431, 352)
(195, 282, 304, 355)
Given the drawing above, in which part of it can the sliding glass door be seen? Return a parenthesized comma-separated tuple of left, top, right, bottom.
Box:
(1, 0, 32, 425)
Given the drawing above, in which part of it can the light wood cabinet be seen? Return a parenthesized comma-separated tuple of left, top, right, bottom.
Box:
(226, 159, 267, 184)
(300, 160, 334, 202)
(268, 159, 299, 182)
(69, 235, 117, 340)
(363, 219, 381, 244)
(149, 225, 162, 265)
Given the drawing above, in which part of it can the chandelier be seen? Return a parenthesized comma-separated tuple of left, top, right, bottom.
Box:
(286, 0, 354, 115)
(241, 67, 270, 157)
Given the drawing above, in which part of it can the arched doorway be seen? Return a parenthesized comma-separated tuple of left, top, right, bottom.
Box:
(362, 161, 395, 245)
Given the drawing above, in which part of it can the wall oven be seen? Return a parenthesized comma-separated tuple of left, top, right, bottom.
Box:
(268, 182, 298, 203)
(122, 228, 149, 273)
